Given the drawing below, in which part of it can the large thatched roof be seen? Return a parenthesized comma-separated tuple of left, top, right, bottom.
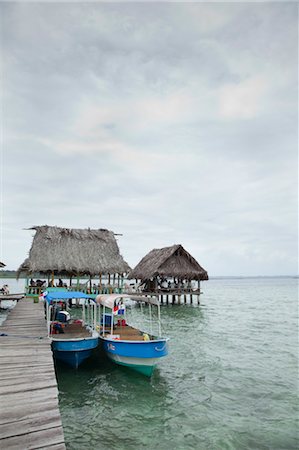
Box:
(129, 244, 208, 281)
(17, 225, 131, 277)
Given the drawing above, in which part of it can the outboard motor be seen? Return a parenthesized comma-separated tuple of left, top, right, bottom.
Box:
(57, 310, 71, 323)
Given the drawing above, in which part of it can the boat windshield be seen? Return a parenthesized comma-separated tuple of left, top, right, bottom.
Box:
(98, 295, 163, 338)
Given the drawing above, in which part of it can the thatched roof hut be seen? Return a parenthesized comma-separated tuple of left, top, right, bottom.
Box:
(129, 244, 208, 282)
(17, 225, 131, 277)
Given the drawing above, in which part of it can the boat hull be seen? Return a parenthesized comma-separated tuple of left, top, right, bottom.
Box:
(52, 337, 98, 369)
(100, 337, 168, 376)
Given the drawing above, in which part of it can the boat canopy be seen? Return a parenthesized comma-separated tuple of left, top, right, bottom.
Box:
(95, 294, 160, 309)
(44, 291, 94, 303)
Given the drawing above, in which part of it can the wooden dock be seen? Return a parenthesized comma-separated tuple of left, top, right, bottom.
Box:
(135, 290, 202, 305)
(0, 294, 24, 301)
(0, 298, 66, 449)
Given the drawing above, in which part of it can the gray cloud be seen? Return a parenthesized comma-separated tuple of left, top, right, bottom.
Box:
(1, 2, 297, 275)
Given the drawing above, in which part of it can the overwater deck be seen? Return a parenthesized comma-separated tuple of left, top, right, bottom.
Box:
(0, 298, 66, 449)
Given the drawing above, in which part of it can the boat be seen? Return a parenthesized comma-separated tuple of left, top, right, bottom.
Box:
(44, 291, 99, 369)
(96, 294, 169, 377)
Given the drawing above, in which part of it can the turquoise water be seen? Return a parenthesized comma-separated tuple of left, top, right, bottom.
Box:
(52, 277, 298, 450)
(0, 277, 297, 448)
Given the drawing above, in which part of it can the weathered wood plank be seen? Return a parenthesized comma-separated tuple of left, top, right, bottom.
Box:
(0, 426, 65, 450)
(0, 373, 55, 387)
(0, 409, 63, 439)
(0, 298, 66, 449)
(0, 386, 59, 407)
(0, 379, 58, 396)
(0, 400, 61, 425)
(0, 364, 54, 375)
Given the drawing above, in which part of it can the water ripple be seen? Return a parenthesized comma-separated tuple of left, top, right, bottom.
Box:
(55, 278, 298, 450)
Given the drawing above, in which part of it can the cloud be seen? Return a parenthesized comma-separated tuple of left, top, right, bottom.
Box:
(218, 76, 268, 119)
(1, 2, 297, 275)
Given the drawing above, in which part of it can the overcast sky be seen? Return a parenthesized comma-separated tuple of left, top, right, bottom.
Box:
(1, 2, 297, 276)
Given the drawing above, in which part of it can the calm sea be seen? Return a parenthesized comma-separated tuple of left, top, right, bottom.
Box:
(1, 277, 298, 449)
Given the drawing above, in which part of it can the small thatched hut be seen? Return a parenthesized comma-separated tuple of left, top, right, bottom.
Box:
(17, 225, 131, 280)
(129, 244, 208, 293)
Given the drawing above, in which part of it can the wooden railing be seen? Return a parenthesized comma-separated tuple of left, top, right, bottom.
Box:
(25, 285, 124, 297)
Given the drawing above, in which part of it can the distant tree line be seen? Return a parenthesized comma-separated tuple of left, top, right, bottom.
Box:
(0, 270, 19, 278)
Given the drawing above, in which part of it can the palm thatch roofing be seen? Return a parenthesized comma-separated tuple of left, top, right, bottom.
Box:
(0, 262, 6, 268)
(17, 225, 131, 277)
(128, 244, 208, 281)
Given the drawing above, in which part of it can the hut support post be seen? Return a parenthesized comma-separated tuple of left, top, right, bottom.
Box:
(108, 274, 112, 294)
(51, 272, 54, 287)
(149, 304, 153, 335)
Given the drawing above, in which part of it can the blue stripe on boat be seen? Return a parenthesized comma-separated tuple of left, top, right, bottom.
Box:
(102, 338, 168, 358)
(52, 337, 98, 368)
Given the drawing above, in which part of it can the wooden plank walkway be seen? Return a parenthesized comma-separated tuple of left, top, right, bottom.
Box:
(0, 298, 66, 450)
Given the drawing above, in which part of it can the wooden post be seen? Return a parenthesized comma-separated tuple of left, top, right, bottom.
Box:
(184, 293, 187, 304)
(166, 295, 169, 305)
(108, 273, 112, 294)
(51, 271, 54, 287)
(190, 293, 193, 304)
(99, 273, 102, 292)
(25, 276, 29, 295)
(172, 295, 175, 305)
(89, 275, 92, 294)
(113, 274, 116, 292)
(69, 276, 72, 288)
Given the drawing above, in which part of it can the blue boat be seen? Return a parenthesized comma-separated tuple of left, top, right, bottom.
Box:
(44, 291, 99, 369)
(96, 294, 169, 376)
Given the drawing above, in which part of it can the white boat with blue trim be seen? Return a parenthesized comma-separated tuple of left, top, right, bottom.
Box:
(44, 291, 99, 369)
(96, 294, 169, 377)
